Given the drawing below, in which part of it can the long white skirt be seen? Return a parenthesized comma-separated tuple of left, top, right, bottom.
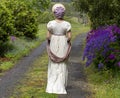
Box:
(46, 35, 68, 94)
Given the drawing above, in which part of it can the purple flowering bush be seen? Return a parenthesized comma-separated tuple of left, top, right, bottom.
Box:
(83, 25, 120, 70)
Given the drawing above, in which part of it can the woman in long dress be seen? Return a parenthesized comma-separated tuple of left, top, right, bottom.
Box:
(46, 3, 72, 94)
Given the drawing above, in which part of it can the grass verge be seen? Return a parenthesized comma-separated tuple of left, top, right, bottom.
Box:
(85, 65, 120, 98)
(11, 52, 57, 98)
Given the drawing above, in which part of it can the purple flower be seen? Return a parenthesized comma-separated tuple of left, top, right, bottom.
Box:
(83, 25, 120, 68)
(118, 62, 120, 67)
(10, 36, 16, 42)
(110, 36, 117, 42)
(108, 54, 115, 60)
(98, 63, 104, 69)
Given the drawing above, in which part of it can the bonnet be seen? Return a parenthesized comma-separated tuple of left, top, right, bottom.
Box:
(52, 3, 65, 19)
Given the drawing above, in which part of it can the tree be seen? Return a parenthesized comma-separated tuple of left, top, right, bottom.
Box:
(20, 0, 50, 14)
(51, 0, 71, 2)
(2, 0, 50, 38)
(73, 0, 120, 28)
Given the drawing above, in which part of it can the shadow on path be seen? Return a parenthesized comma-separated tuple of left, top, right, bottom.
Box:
(59, 34, 91, 98)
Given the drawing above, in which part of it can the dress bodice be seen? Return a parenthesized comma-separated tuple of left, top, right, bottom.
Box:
(47, 20, 71, 35)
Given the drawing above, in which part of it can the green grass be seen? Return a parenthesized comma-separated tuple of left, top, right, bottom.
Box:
(0, 61, 13, 71)
(11, 52, 57, 98)
(37, 23, 47, 41)
(71, 22, 90, 40)
(85, 65, 120, 98)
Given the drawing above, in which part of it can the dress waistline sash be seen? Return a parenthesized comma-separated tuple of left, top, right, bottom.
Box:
(46, 40, 71, 63)
(51, 33, 66, 36)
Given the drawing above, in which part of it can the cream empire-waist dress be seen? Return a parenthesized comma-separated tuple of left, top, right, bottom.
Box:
(46, 20, 71, 94)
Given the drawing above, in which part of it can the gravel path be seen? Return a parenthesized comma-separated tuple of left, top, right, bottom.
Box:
(0, 41, 46, 98)
(59, 34, 91, 98)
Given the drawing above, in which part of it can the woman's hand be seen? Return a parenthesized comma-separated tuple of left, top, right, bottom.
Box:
(46, 31, 51, 44)
(67, 38, 71, 43)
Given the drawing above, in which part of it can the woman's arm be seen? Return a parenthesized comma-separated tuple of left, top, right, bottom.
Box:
(67, 31, 72, 42)
(46, 31, 51, 40)
(46, 31, 51, 44)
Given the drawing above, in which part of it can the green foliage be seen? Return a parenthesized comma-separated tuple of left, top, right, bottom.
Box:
(0, 0, 50, 39)
(20, 0, 50, 14)
(38, 11, 54, 23)
(73, 0, 89, 13)
(4, 0, 39, 38)
(73, 0, 120, 28)
(15, 9, 38, 38)
(0, 3, 15, 44)
(62, 2, 76, 17)
(0, 42, 14, 57)
(0, 0, 50, 56)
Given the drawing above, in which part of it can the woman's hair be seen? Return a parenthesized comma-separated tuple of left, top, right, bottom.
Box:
(52, 3, 65, 19)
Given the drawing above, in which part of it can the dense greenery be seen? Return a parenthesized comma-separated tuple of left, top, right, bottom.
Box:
(73, 0, 120, 29)
(0, 2, 15, 56)
(0, 0, 50, 56)
(0, 3, 14, 43)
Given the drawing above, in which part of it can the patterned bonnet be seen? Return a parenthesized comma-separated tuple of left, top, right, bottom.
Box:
(52, 3, 65, 19)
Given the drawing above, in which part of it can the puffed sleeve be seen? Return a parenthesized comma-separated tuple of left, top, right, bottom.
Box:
(47, 21, 52, 32)
(66, 22, 71, 32)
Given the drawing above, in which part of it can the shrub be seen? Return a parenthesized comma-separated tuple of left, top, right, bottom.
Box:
(0, 3, 15, 56)
(0, 0, 51, 56)
(6, 1, 38, 38)
(14, 7, 38, 38)
(0, 3, 15, 43)
(83, 25, 120, 71)
(73, 0, 120, 29)
(0, 42, 14, 57)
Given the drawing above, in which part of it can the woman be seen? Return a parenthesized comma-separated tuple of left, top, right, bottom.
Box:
(46, 3, 72, 94)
